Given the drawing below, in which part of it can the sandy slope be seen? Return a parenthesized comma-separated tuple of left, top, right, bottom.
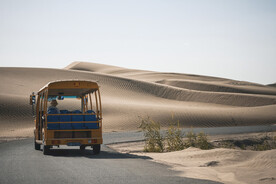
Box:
(109, 132, 276, 184)
(145, 148, 276, 184)
(1, 62, 276, 138)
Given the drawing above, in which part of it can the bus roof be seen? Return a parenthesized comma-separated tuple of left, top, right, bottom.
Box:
(38, 80, 99, 96)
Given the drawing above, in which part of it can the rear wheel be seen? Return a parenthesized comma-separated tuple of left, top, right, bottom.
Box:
(43, 145, 50, 155)
(42, 131, 49, 155)
(93, 144, 100, 155)
(80, 145, 86, 150)
(34, 138, 40, 150)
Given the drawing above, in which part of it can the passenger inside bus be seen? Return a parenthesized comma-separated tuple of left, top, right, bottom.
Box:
(47, 99, 60, 114)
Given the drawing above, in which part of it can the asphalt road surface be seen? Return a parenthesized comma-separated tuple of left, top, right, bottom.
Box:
(0, 132, 221, 184)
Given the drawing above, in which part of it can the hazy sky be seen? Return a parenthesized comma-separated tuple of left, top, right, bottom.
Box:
(0, 0, 275, 84)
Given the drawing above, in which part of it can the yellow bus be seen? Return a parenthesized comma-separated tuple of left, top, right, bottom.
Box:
(30, 80, 103, 155)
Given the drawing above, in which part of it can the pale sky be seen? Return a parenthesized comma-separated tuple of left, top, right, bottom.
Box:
(0, 0, 275, 84)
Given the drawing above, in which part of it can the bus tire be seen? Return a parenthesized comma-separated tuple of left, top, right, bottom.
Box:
(43, 145, 50, 155)
(93, 144, 100, 155)
(34, 139, 40, 150)
(80, 145, 86, 150)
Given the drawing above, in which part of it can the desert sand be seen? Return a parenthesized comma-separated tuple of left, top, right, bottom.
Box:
(1, 61, 276, 138)
(1, 61, 276, 183)
(109, 132, 276, 184)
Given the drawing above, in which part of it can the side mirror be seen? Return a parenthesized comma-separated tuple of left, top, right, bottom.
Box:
(30, 93, 36, 105)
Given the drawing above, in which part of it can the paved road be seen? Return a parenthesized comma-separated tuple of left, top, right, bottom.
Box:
(0, 133, 220, 184)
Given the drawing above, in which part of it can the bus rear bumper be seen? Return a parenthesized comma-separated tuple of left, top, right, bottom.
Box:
(42, 138, 103, 146)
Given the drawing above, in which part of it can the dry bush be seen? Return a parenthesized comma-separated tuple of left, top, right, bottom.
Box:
(253, 135, 276, 151)
(195, 132, 213, 150)
(185, 130, 197, 148)
(166, 120, 185, 152)
(139, 116, 164, 152)
(139, 116, 213, 152)
(184, 131, 212, 149)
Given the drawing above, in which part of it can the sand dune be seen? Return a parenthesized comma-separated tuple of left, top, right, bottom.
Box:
(110, 132, 276, 184)
(1, 62, 276, 138)
(136, 147, 276, 184)
(157, 79, 276, 96)
(268, 83, 276, 88)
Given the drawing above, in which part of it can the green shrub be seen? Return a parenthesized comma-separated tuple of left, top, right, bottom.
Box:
(254, 141, 271, 151)
(139, 116, 164, 152)
(139, 116, 213, 152)
(183, 131, 212, 149)
(166, 120, 185, 151)
(195, 132, 213, 150)
(185, 130, 197, 147)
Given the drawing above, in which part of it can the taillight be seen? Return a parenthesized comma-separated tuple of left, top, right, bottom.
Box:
(52, 140, 60, 145)
(91, 139, 97, 143)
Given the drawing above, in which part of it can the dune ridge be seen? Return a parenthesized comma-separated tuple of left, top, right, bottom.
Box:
(1, 62, 276, 137)
(66, 62, 276, 107)
(268, 83, 276, 88)
(157, 79, 276, 96)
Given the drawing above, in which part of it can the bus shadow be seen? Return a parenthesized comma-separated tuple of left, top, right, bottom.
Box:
(42, 147, 152, 160)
